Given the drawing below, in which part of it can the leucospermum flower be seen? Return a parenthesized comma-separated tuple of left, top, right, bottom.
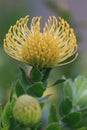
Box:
(4, 15, 78, 68)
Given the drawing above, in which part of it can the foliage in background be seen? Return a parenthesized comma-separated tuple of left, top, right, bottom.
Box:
(0, 67, 87, 129)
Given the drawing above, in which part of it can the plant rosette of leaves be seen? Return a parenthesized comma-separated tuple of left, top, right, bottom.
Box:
(58, 75, 87, 129)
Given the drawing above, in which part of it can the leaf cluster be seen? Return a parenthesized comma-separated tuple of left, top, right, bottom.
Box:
(1, 66, 87, 130)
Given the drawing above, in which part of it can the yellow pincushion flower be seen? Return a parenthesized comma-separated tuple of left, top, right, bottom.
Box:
(4, 15, 78, 68)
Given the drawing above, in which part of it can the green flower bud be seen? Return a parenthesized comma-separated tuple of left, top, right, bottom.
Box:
(13, 95, 41, 126)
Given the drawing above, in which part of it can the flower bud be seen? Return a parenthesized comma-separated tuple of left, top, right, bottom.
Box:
(13, 95, 41, 126)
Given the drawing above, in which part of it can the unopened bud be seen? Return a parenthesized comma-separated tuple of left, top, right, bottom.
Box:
(13, 95, 41, 126)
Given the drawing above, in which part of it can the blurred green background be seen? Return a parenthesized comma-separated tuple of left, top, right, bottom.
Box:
(0, 0, 87, 102)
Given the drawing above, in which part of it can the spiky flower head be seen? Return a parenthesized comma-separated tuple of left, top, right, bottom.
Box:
(4, 15, 78, 68)
(13, 95, 41, 126)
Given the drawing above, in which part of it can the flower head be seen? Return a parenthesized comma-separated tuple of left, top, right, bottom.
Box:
(4, 15, 78, 68)
(13, 95, 41, 126)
